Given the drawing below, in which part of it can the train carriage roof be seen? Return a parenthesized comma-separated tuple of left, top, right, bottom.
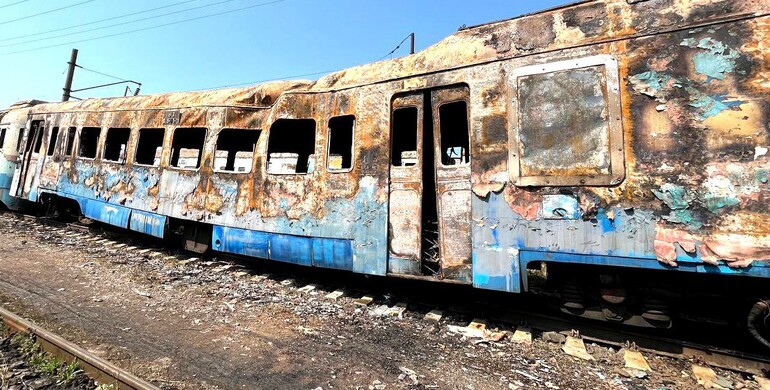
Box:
(26, 80, 311, 114)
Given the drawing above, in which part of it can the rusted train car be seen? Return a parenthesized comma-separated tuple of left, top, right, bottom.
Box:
(2, 0, 769, 346)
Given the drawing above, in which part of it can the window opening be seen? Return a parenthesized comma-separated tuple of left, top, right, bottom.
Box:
(64, 127, 76, 157)
(169, 127, 206, 169)
(28, 122, 43, 153)
(0, 128, 6, 149)
(326, 115, 354, 171)
(391, 107, 418, 167)
(438, 101, 470, 166)
(214, 129, 260, 173)
(103, 128, 130, 163)
(266, 119, 316, 174)
(135, 128, 165, 166)
(16, 129, 25, 152)
(78, 127, 101, 159)
(46, 127, 59, 156)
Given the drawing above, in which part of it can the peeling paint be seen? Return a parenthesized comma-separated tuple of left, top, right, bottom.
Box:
(681, 37, 740, 81)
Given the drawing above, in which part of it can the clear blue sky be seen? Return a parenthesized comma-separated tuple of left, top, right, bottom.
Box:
(0, 0, 569, 108)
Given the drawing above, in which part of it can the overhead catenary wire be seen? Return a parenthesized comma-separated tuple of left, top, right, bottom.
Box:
(76, 64, 131, 82)
(192, 29, 416, 91)
(193, 69, 341, 91)
(0, 0, 97, 25)
(0, 0, 202, 43)
(376, 33, 414, 62)
(1, 0, 288, 55)
(0, 0, 30, 10)
(0, 0, 250, 48)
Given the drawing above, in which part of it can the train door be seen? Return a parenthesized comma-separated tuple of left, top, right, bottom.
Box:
(388, 94, 425, 271)
(11, 119, 44, 198)
(388, 86, 472, 276)
(430, 86, 472, 276)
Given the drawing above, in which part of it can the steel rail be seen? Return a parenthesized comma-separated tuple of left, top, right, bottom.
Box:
(0, 305, 160, 390)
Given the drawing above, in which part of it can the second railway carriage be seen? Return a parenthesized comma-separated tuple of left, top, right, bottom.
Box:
(3, 0, 770, 346)
(0, 100, 42, 210)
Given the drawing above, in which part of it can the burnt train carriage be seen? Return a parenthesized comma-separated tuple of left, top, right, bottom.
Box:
(3, 0, 770, 345)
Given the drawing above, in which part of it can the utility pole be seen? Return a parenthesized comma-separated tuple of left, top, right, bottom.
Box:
(62, 48, 78, 102)
(409, 33, 415, 54)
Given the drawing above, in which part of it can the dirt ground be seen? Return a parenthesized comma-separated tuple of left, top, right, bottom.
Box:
(0, 213, 764, 390)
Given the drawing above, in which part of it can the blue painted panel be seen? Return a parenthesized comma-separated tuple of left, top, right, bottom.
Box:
(80, 198, 131, 228)
(0, 172, 11, 189)
(312, 238, 353, 271)
(472, 250, 521, 293)
(518, 251, 770, 292)
(541, 194, 580, 220)
(212, 226, 269, 259)
(0, 188, 21, 210)
(129, 210, 166, 238)
(269, 233, 312, 266)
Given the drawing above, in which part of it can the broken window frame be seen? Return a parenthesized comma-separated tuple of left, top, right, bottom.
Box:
(507, 55, 625, 187)
(31, 121, 44, 154)
(46, 127, 60, 157)
(168, 127, 207, 171)
(102, 127, 131, 164)
(134, 128, 166, 167)
(326, 115, 355, 173)
(63, 127, 76, 159)
(265, 118, 317, 175)
(213, 128, 261, 174)
(16, 128, 25, 153)
(390, 106, 420, 168)
(436, 98, 471, 167)
(76, 127, 102, 160)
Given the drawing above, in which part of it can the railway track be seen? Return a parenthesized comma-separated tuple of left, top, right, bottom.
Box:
(3, 210, 770, 383)
(0, 305, 159, 390)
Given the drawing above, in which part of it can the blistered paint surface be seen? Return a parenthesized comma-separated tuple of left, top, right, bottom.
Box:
(2, 0, 769, 291)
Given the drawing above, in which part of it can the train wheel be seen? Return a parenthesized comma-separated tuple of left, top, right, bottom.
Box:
(747, 299, 770, 350)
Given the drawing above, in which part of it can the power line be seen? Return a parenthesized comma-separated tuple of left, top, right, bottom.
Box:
(376, 33, 414, 62)
(193, 30, 414, 91)
(76, 65, 130, 82)
(0, 0, 247, 48)
(1, 0, 288, 55)
(195, 69, 340, 91)
(0, 0, 29, 10)
(0, 0, 202, 43)
(0, 0, 97, 25)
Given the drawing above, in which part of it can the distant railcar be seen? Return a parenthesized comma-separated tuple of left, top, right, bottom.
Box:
(3, 0, 770, 347)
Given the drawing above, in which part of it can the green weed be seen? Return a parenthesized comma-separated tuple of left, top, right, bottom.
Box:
(55, 359, 82, 384)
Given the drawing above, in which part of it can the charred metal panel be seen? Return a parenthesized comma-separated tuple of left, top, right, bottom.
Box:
(508, 55, 624, 186)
